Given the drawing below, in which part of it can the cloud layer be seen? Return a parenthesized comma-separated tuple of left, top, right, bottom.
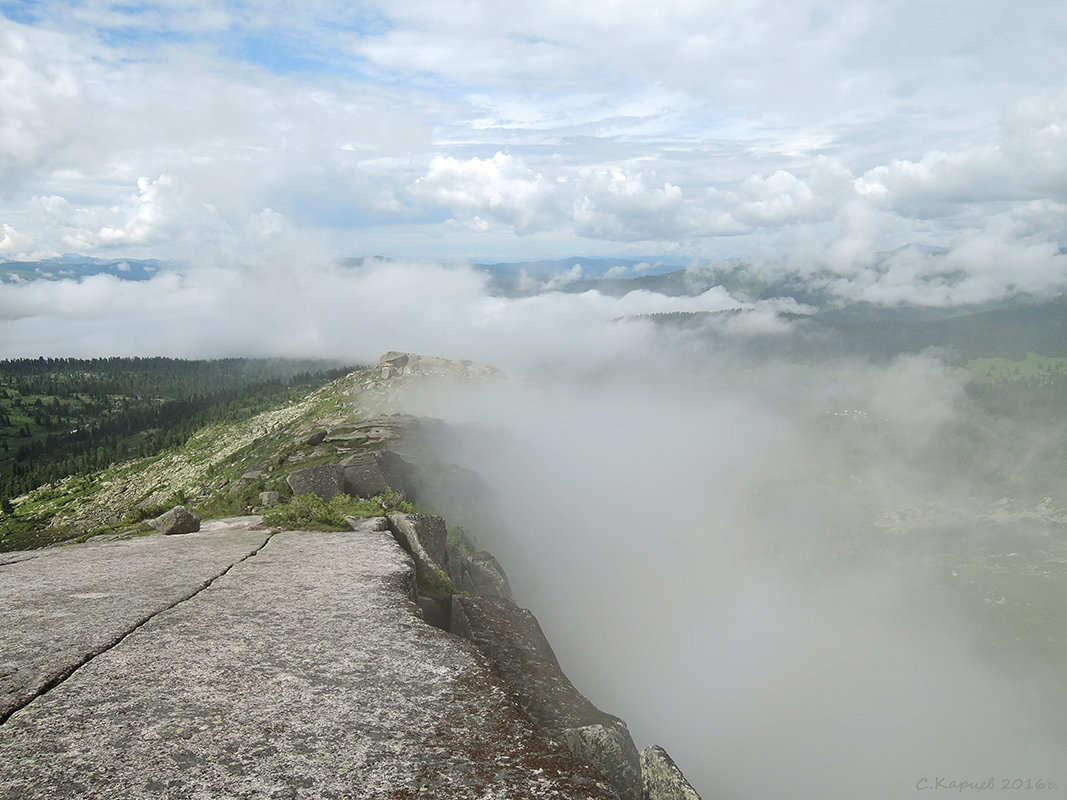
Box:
(1, 2, 1066, 301)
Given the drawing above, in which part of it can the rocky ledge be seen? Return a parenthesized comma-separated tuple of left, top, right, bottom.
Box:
(0, 353, 703, 799)
(0, 519, 619, 799)
(1, 512, 702, 798)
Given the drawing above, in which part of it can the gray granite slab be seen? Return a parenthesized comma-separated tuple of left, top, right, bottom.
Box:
(0, 522, 617, 799)
(1, 517, 271, 723)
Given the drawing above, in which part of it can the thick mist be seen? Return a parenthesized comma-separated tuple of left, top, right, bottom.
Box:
(388, 336, 1066, 800)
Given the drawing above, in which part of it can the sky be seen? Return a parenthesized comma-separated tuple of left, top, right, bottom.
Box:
(1, 0, 1066, 289)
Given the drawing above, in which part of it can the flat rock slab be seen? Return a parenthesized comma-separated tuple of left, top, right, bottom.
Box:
(0, 517, 271, 723)
(0, 522, 617, 799)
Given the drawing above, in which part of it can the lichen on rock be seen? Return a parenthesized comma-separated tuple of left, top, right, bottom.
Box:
(641, 744, 704, 800)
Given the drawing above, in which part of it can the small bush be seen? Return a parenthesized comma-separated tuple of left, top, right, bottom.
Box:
(447, 524, 477, 558)
(192, 491, 249, 521)
(262, 493, 346, 530)
(420, 568, 454, 600)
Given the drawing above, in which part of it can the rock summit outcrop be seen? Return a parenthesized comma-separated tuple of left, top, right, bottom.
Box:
(375, 351, 504, 382)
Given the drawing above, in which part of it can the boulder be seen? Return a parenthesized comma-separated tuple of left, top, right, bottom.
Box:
(455, 550, 513, 599)
(416, 595, 450, 631)
(286, 464, 344, 500)
(340, 452, 390, 498)
(294, 430, 327, 447)
(561, 723, 643, 800)
(149, 506, 200, 535)
(346, 515, 391, 535)
(377, 450, 416, 499)
(641, 745, 703, 800)
(341, 449, 415, 500)
(258, 491, 280, 508)
(386, 513, 449, 586)
(451, 594, 642, 800)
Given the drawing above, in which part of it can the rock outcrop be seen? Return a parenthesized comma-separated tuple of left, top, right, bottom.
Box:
(387, 512, 449, 582)
(285, 450, 416, 503)
(385, 512, 453, 629)
(340, 451, 390, 496)
(375, 351, 503, 382)
(454, 550, 513, 599)
(0, 352, 707, 799)
(451, 594, 643, 800)
(1, 517, 269, 723)
(341, 449, 415, 500)
(642, 745, 704, 800)
(285, 463, 345, 500)
(148, 505, 201, 535)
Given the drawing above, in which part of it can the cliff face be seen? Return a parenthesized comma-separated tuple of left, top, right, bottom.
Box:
(0, 353, 704, 799)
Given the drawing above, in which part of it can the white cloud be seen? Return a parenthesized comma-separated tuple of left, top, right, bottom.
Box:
(571, 167, 684, 241)
(0, 20, 94, 195)
(735, 170, 817, 225)
(855, 148, 1020, 217)
(411, 153, 561, 233)
(1000, 89, 1067, 195)
(0, 223, 31, 256)
(0, 257, 752, 365)
(1, 2, 1066, 303)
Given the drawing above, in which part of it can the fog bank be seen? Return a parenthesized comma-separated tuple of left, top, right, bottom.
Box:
(389, 342, 1065, 800)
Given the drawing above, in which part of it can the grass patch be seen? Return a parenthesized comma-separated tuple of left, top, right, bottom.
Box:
(262, 490, 414, 532)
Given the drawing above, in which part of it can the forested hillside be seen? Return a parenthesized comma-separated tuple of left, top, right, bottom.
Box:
(0, 358, 357, 505)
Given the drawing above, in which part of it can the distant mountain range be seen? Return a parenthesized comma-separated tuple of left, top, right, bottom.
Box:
(0, 255, 162, 282)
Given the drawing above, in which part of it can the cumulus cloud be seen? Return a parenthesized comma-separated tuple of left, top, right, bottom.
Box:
(2, 2, 1067, 304)
(855, 148, 1022, 217)
(571, 167, 684, 240)
(1000, 89, 1067, 195)
(734, 170, 818, 225)
(411, 153, 562, 233)
(0, 223, 31, 256)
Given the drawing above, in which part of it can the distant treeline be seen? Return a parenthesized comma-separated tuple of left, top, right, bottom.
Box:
(0, 357, 359, 503)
